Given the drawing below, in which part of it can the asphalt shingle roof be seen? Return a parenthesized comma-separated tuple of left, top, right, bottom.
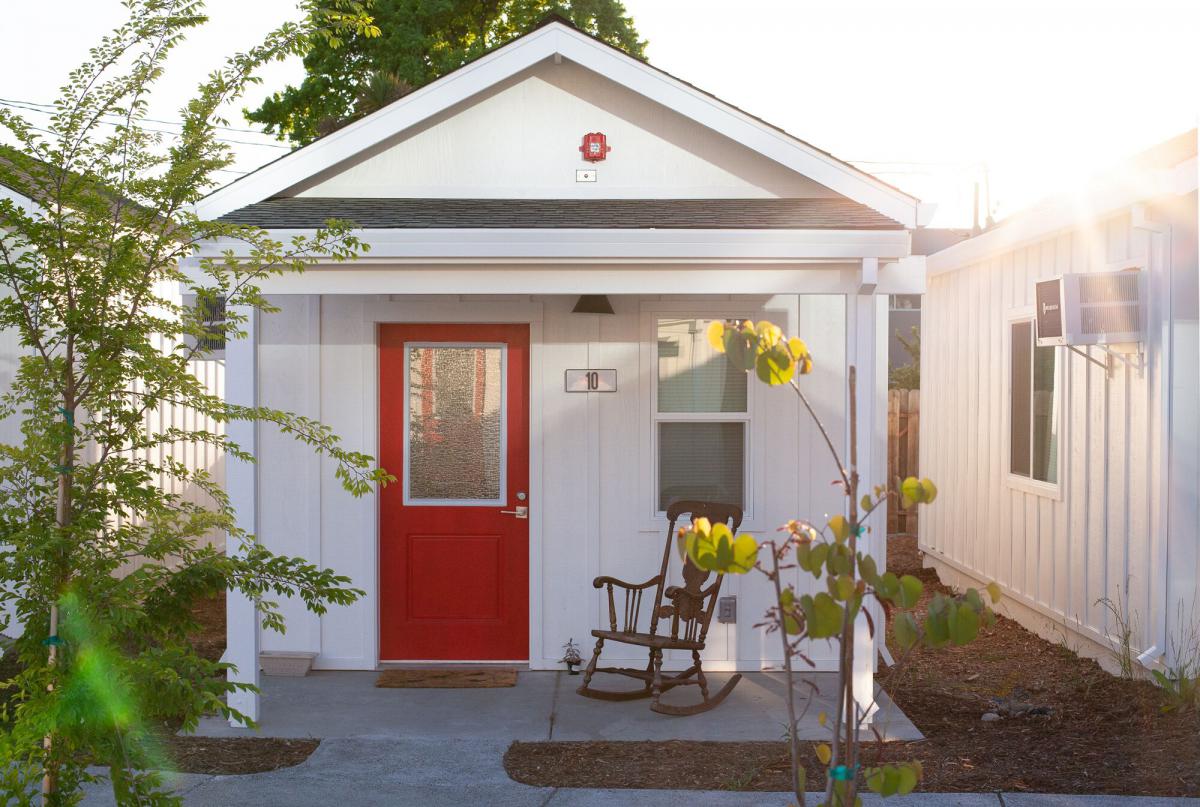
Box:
(217, 197, 905, 230)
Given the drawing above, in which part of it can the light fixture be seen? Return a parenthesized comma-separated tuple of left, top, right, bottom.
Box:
(571, 295, 615, 315)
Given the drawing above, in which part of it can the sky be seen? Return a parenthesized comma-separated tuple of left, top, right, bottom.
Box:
(0, 0, 1197, 227)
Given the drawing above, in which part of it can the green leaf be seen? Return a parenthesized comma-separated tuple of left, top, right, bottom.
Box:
(858, 553, 879, 587)
(875, 572, 900, 600)
(723, 326, 757, 371)
(893, 611, 919, 650)
(948, 601, 980, 645)
(755, 344, 795, 385)
(897, 574, 923, 608)
(804, 593, 843, 639)
(828, 574, 856, 601)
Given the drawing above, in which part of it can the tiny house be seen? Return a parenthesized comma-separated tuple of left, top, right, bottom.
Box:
(190, 19, 933, 722)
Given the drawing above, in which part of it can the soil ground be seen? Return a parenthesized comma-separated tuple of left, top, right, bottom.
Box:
(504, 535, 1200, 795)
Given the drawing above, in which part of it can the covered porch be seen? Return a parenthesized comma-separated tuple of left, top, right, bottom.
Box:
(208, 255, 923, 726)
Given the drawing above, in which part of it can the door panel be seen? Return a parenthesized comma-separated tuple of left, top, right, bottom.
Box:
(379, 324, 530, 660)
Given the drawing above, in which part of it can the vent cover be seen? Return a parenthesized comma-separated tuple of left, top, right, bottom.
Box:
(1035, 270, 1144, 347)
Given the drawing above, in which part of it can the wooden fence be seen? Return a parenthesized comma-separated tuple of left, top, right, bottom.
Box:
(887, 389, 919, 535)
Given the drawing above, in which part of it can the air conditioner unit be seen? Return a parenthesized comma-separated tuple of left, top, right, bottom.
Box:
(1035, 270, 1145, 347)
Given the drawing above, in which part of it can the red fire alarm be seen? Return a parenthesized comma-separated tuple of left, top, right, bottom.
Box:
(579, 132, 611, 162)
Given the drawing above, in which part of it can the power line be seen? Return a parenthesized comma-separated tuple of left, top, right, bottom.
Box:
(0, 96, 279, 137)
(0, 98, 290, 149)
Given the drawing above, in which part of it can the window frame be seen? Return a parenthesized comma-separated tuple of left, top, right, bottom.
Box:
(641, 304, 762, 528)
(1004, 307, 1065, 500)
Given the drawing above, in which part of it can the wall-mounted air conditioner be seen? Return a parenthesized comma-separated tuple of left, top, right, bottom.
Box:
(1035, 270, 1145, 348)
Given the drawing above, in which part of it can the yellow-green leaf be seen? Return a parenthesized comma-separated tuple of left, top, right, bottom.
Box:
(706, 320, 726, 352)
(920, 478, 938, 503)
(828, 515, 851, 542)
(815, 742, 832, 765)
(985, 581, 1002, 604)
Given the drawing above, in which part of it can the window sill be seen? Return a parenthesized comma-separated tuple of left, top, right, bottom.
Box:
(1005, 474, 1062, 501)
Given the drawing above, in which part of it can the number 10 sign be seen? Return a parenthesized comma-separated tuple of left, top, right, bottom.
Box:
(565, 369, 617, 392)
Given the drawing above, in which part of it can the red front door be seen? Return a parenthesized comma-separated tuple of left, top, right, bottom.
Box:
(379, 324, 530, 660)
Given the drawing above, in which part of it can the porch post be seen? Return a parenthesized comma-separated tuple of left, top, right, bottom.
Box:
(849, 266, 888, 723)
(225, 304, 260, 726)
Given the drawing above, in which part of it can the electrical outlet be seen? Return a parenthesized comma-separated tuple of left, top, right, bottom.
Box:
(718, 596, 737, 624)
(576, 169, 597, 182)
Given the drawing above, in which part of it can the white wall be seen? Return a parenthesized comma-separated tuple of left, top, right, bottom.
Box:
(920, 193, 1199, 671)
(292, 61, 833, 201)
(255, 292, 856, 671)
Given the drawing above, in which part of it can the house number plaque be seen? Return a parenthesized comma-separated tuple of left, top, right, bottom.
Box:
(565, 369, 617, 392)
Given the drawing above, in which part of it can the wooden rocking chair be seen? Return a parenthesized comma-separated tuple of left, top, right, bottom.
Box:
(576, 500, 743, 716)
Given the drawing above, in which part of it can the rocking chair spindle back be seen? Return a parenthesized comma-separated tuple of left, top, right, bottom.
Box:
(577, 500, 744, 716)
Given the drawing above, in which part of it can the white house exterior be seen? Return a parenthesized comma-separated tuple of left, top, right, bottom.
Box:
(921, 131, 1199, 673)
(192, 19, 931, 722)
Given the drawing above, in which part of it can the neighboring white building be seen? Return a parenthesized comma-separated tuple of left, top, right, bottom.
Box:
(191, 19, 931, 722)
(921, 130, 1199, 673)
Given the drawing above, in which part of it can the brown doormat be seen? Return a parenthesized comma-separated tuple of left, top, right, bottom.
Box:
(375, 667, 518, 688)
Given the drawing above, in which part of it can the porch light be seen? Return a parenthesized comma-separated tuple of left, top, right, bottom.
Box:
(571, 295, 615, 315)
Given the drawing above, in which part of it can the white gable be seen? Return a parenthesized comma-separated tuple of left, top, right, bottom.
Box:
(292, 61, 835, 200)
(197, 21, 924, 225)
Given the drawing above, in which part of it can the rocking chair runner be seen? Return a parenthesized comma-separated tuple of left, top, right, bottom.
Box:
(576, 500, 743, 716)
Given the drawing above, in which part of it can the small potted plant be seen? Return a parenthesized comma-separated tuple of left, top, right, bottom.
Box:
(560, 638, 583, 675)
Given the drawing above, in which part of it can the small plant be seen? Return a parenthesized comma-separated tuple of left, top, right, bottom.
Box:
(559, 638, 583, 675)
(1153, 601, 1200, 713)
(1097, 583, 1139, 679)
(681, 319, 1000, 806)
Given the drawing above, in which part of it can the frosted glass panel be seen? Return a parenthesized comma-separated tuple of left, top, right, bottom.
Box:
(657, 318, 747, 413)
(406, 345, 504, 502)
(658, 422, 745, 510)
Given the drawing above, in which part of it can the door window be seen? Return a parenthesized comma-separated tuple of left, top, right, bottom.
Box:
(404, 344, 506, 505)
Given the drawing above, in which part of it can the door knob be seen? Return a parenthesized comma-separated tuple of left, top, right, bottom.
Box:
(500, 506, 528, 519)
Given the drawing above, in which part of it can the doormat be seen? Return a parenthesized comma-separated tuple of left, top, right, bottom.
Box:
(375, 667, 518, 689)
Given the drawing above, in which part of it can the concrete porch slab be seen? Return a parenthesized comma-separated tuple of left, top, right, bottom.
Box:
(193, 670, 921, 741)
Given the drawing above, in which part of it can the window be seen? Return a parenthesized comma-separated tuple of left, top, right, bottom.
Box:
(1009, 319, 1059, 484)
(654, 317, 748, 511)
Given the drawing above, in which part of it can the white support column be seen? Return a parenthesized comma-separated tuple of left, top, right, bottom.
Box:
(225, 305, 260, 726)
(849, 271, 888, 724)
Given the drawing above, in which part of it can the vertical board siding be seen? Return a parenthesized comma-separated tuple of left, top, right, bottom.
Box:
(921, 211, 1167, 658)
(119, 335, 225, 554)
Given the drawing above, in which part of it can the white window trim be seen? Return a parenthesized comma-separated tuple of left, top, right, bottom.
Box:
(639, 302, 766, 531)
(1003, 306, 1065, 501)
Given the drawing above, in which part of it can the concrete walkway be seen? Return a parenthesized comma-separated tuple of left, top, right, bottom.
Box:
(73, 671, 1197, 806)
(78, 737, 1199, 806)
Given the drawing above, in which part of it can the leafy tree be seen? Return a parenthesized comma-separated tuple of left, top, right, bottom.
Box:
(0, 1, 384, 804)
(888, 325, 919, 390)
(246, 0, 647, 144)
(687, 320, 999, 806)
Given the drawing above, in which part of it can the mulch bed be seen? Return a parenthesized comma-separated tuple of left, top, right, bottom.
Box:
(163, 735, 319, 775)
(504, 535, 1200, 795)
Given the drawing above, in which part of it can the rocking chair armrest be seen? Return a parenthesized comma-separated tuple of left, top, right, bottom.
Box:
(592, 574, 662, 591)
